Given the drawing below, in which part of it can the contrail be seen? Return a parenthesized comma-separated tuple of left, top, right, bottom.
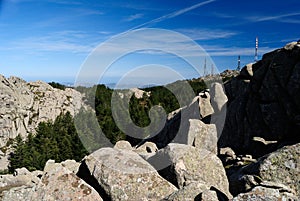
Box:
(118, 0, 216, 35)
(251, 12, 300, 22)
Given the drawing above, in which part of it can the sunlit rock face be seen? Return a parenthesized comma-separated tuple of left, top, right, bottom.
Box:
(0, 75, 84, 147)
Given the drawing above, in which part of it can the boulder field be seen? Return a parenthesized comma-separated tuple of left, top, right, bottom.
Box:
(0, 41, 300, 200)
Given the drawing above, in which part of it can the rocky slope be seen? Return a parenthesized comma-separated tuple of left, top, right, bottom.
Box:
(229, 142, 299, 198)
(1, 140, 298, 200)
(0, 160, 103, 201)
(0, 73, 233, 200)
(0, 137, 233, 200)
(0, 75, 84, 146)
(0, 75, 85, 170)
(0, 41, 300, 200)
(220, 41, 300, 157)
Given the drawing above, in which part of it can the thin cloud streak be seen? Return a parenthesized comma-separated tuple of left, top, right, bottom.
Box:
(248, 12, 300, 22)
(205, 46, 275, 56)
(126, 0, 216, 31)
(94, 30, 275, 57)
(33, 8, 103, 28)
(280, 38, 300, 43)
(124, 13, 144, 22)
(2, 31, 99, 54)
(3, 28, 274, 57)
(46, 0, 83, 5)
(9, 0, 83, 5)
(278, 18, 300, 24)
(177, 28, 238, 40)
(212, 12, 234, 19)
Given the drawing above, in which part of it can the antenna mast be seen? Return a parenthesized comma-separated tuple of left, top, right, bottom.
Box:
(203, 57, 207, 76)
(255, 36, 258, 62)
(237, 55, 241, 71)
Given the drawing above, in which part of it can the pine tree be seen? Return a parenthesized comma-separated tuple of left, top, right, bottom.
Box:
(9, 112, 88, 172)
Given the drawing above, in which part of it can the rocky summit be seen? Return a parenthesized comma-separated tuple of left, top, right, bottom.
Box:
(0, 41, 300, 200)
(220, 41, 300, 157)
(0, 76, 84, 146)
(0, 76, 85, 170)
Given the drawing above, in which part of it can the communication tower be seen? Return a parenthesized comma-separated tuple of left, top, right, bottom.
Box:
(203, 57, 207, 76)
(255, 37, 259, 62)
(237, 55, 241, 71)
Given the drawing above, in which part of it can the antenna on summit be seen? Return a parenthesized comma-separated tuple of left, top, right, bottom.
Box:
(237, 55, 241, 71)
(255, 36, 258, 62)
(203, 57, 207, 76)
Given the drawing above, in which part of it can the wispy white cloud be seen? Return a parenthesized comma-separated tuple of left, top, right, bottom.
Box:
(5, 31, 98, 53)
(128, 0, 216, 30)
(212, 12, 234, 19)
(278, 18, 300, 24)
(116, 2, 168, 12)
(177, 28, 238, 40)
(46, 0, 83, 5)
(3, 27, 239, 58)
(123, 13, 144, 22)
(92, 29, 274, 58)
(72, 8, 104, 16)
(98, 31, 112, 35)
(73, 29, 280, 86)
(8, 0, 83, 5)
(203, 45, 275, 56)
(280, 38, 300, 43)
(7, 0, 30, 3)
(247, 12, 300, 23)
(155, 0, 216, 20)
(33, 7, 103, 28)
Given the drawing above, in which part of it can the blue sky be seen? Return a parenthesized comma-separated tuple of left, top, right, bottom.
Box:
(0, 0, 299, 86)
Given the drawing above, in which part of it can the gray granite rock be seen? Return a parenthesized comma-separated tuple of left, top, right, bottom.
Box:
(148, 143, 232, 199)
(82, 147, 177, 200)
